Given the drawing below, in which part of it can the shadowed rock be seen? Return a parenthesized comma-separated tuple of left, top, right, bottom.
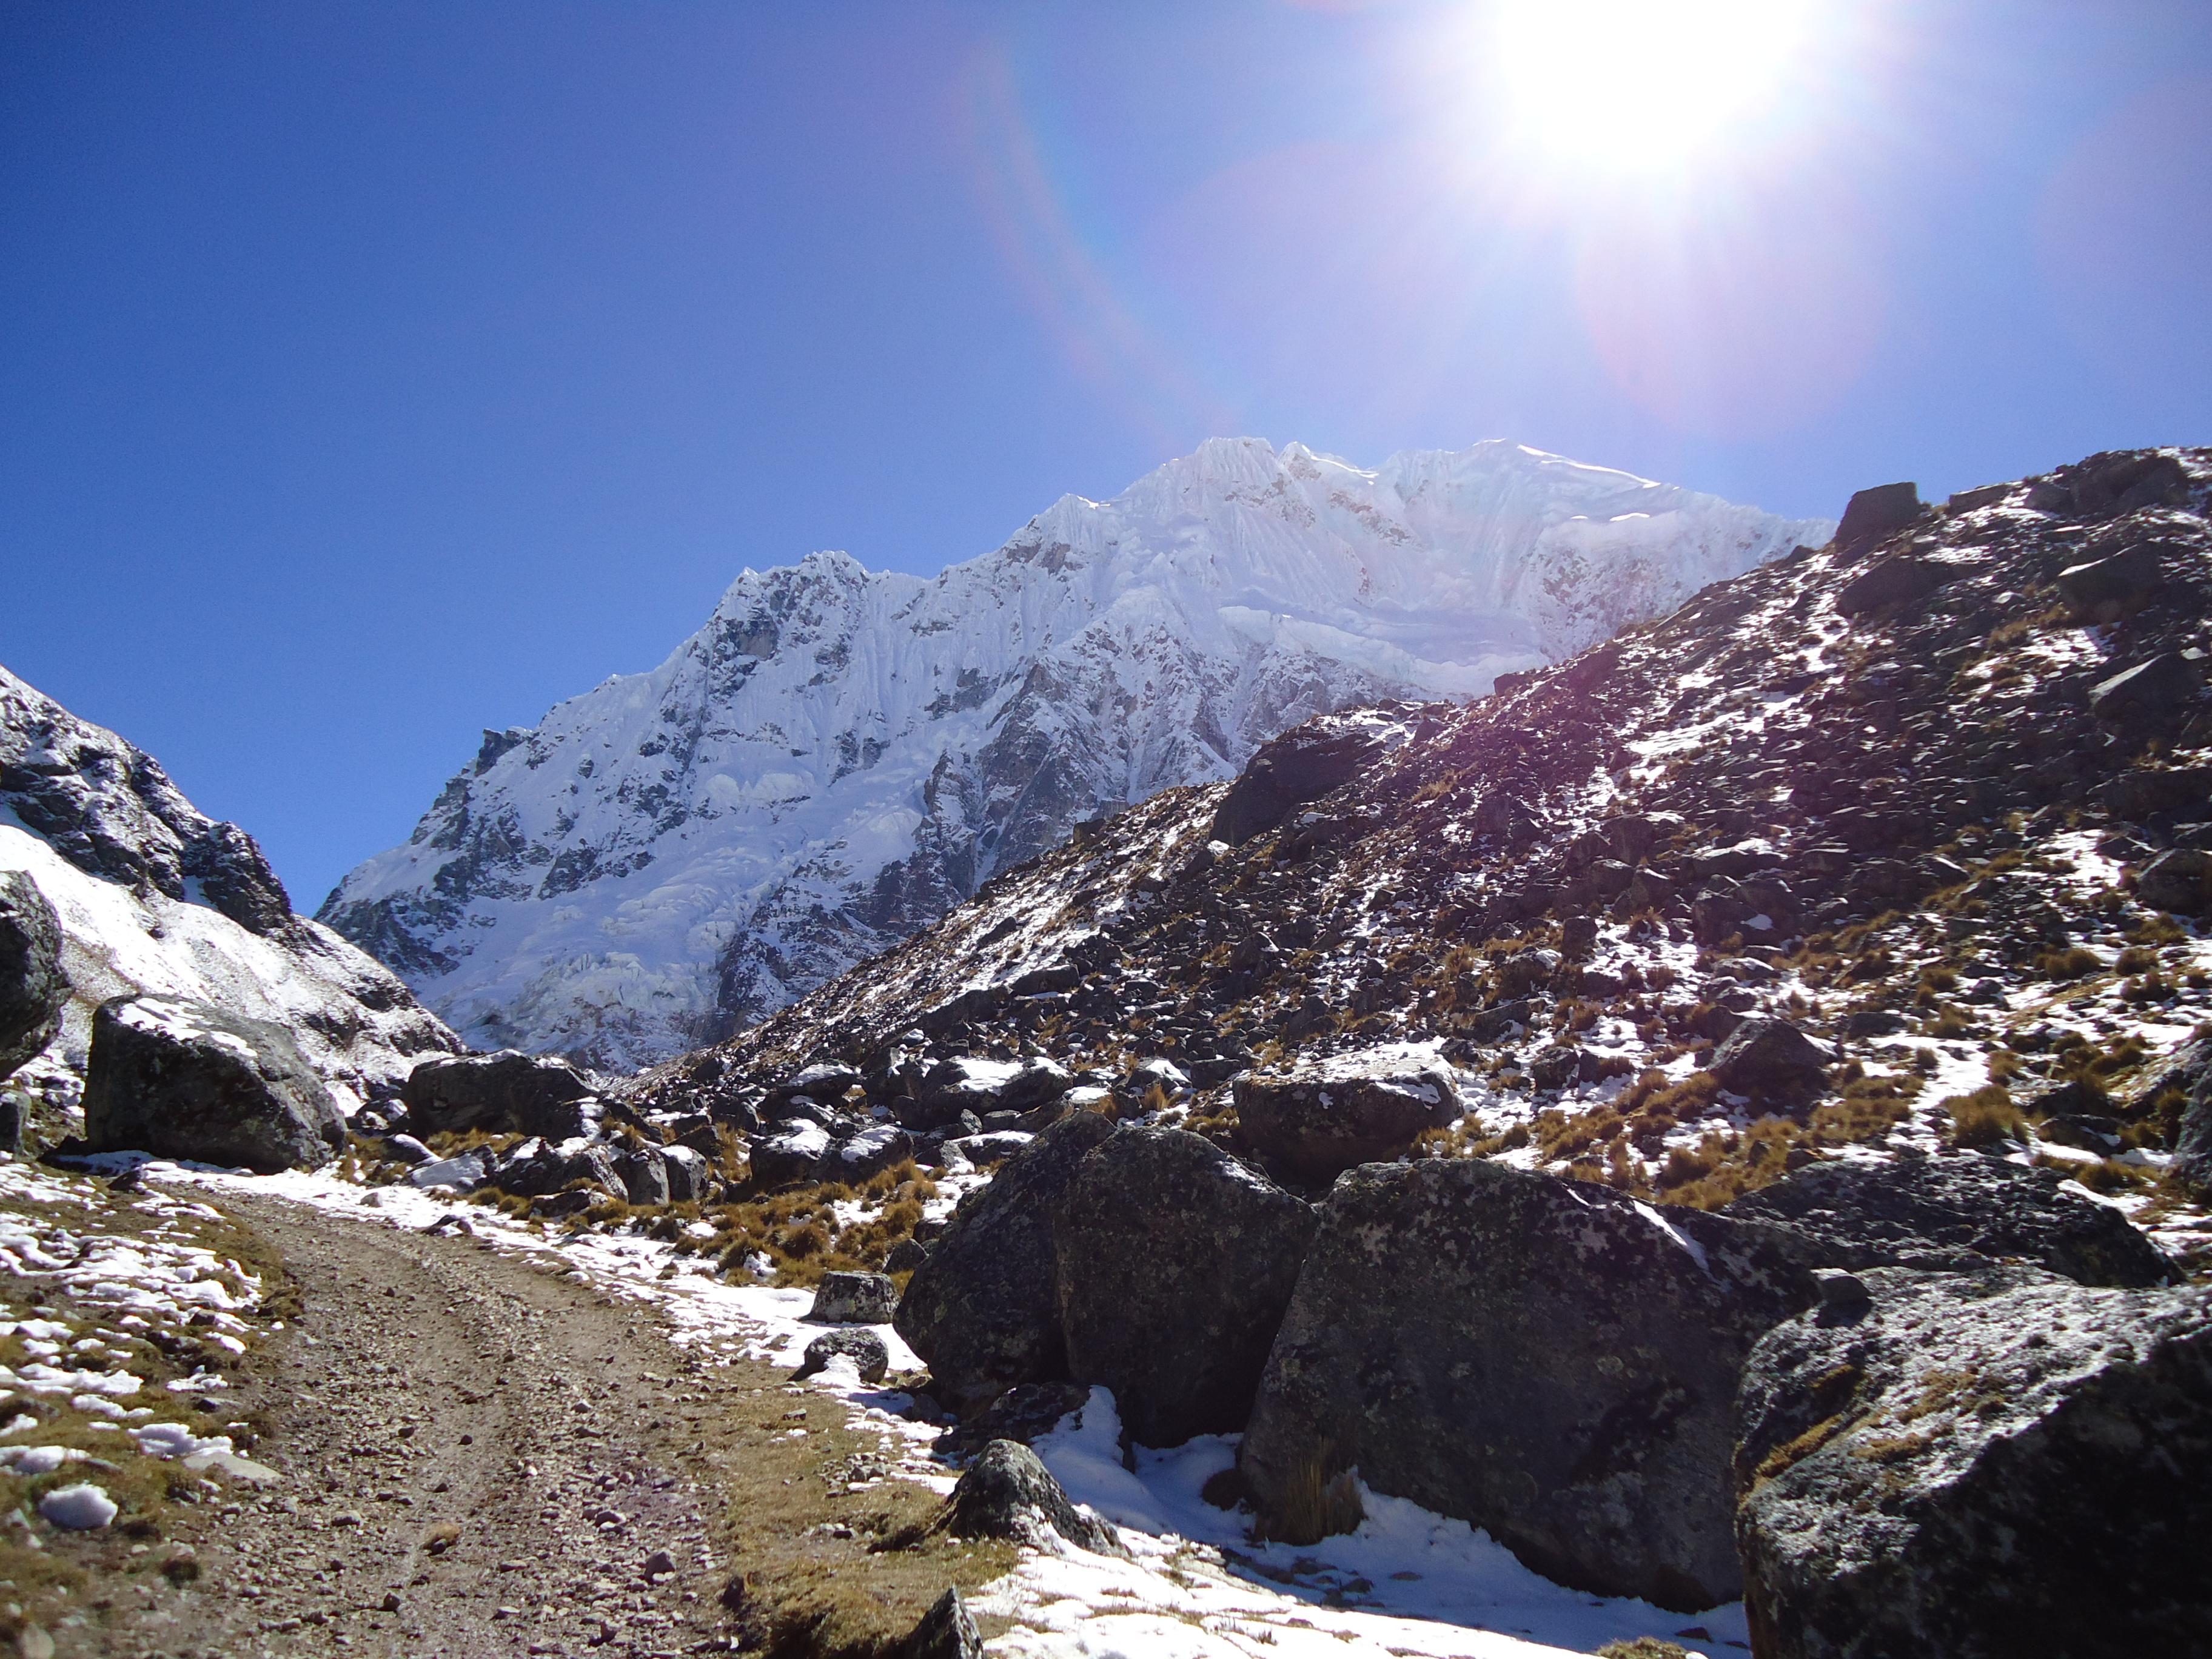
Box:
(0, 870, 65, 1080)
(1734, 1267, 2212, 1659)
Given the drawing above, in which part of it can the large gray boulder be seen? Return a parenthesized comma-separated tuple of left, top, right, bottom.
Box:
(1723, 1150, 2173, 1287)
(401, 1050, 599, 1140)
(0, 870, 65, 1079)
(486, 1135, 620, 1200)
(1238, 1161, 1815, 1610)
(941, 1439, 1126, 1557)
(1209, 711, 1401, 846)
(894, 1110, 1115, 1407)
(1734, 1267, 2212, 1658)
(81, 994, 345, 1173)
(1053, 1127, 1316, 1446)
(1232, 1054, 1459, 1184)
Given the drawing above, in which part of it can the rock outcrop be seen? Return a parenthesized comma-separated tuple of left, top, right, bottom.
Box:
(81, 994, 346, 1173)
(940, 1439, 1125, 1557)
(1734, 1266, 2212, 1658)
(1724, 1151, 2173, 1286)
(1052, 1127, 1316, 1446)
(1239, 1160, 1814, 1609)
(0, 869, 65, 1079)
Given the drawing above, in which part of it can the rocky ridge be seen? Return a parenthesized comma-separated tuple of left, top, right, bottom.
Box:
(0, 665, 460, 1128)
(321, 438, 1827, 1068)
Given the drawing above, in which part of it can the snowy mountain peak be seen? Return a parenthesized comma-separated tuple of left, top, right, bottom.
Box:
(321, 438, 1831, 1069)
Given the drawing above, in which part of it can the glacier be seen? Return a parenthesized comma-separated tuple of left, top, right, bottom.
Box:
(321, 437, 1832, 1068)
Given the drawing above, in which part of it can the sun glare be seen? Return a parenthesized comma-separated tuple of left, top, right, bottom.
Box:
(1492, 0, 1822, 176)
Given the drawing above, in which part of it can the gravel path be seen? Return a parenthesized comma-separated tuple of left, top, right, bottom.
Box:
(99, 1190, 734, 1659)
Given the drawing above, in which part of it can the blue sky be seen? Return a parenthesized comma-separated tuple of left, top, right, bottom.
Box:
(3, 0, 2208, 907)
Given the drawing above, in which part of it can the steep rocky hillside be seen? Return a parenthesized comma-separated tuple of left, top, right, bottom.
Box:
(323, 438, 1826, 1069)
(0, 665, 459, 1126)
(629, 445, 2212, 1258)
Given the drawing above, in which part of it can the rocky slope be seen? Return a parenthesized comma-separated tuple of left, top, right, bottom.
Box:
(0, 665, 459, 1124)
(628, 444, 2212, 1267)
(322, 438, 1828, 1069)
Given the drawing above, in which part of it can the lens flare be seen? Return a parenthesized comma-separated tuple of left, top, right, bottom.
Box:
(1492, 0, 1824, 176)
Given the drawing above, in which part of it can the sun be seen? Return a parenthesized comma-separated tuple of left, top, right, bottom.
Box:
(1490, 0, 1825, 177)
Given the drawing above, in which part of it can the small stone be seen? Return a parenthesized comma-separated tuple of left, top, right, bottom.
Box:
(643, 1549, 676, 1577)
(380, 1592, 402, 1614)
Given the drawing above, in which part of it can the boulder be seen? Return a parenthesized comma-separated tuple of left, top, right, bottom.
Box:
(1724, 1151, 2173, 1287)
(2136, 847, 2212, 915)
(940, 1439, 1127, 1557)
(1710, 1017, 1832, 1098)
(613, 1147, 671, 1207)
(1836, 555, 1952, 617)
(81, 994, 345, 1173)
(1734, 1267, 2212, 1659)
(1238, 1161, 1815, 1609)
(1052, 1127, 1316, 1446)
(1232, 1054, 1460, 1184)
(659, 1144, 709, 1204)
(766, 1061, 863, 1108)
(749, 1119, 834, 1187)
(401, 1051, 599, 1141)
(1832, 481, 1923, 553)
(1210, 711, 1401, 845)
(406, 1151, 487, 1191)
(824, 1122, 913, 1184)
(796, 1326, 890, 1383)
(2153, 1041, 2212, 1191)
(894, 1110, 1115, 1407)
(2058, 543, 2167, 622)
(0, 870, 65, 1080)
(887, 1588, 983, 1659)
(488, 1136, 620, 1201)
(2091, 653, 2200, 726)
(808, 1270, 897, 1324)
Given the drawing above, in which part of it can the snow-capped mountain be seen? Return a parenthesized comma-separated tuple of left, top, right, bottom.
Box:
(322, 438, 1831, 1068)
(0, 665, 461, 1114)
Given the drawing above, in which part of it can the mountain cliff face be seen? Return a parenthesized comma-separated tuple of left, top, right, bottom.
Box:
(323, 437, 1829, 1068)
(0, 665, 460, 1116)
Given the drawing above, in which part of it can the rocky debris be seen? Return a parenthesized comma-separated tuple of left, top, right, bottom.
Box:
(940, 1439, 1127, 1557)
(1832, 481, 1923, 553)
(0, 868, 65, 1078)
(1052, 1127, 1316, 1446)
(1232, 1053, 1460, 1184)
(1733, 1266, 2212, 1658)
(1724, 1151, 2173, 1286)
(894, 1111, 1116, 1407)
(2059, 541, 2168, 622)
(1239, 1160, 1815, 1609)
(888, 1587, 984, 1659)
(808, 1271, 897, 1325)
(1709, 1017, 1834, 1099)
(401, 1050, 600, 1140)
(796, 1327, 890, 1383)
(81, 994, 345, 1173)
(1211, 711, 1406, 845)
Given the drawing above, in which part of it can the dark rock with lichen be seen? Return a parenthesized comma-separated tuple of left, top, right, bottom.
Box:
(1733, 1265, 2212, 1659)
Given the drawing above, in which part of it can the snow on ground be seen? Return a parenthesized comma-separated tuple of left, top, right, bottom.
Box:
(118, 1162, 1749, 1658)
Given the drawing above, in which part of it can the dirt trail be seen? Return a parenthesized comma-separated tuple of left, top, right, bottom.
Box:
(99, 1189, 734, 1659)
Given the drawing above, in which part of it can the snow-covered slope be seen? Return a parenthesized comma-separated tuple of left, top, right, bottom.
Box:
(0, 666, 460, 1114)
(322, 438, 1830, 1068)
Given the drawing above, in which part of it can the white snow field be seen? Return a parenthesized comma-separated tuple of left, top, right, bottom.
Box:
(323, 437, 1829, 1068)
